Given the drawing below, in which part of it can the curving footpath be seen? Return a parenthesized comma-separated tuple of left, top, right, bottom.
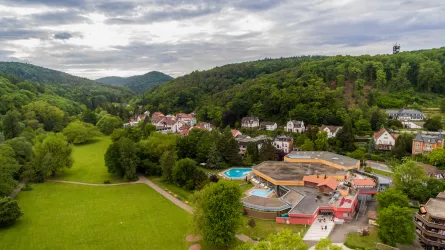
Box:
(48, 175, 256, 243)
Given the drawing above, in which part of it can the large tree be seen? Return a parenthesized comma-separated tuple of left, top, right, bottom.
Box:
(392, 133, 414, 158)
(218, 127, 241, 166)
(0, 197, 23, 227)
(23, 101, 65, 132)
(236, 229, 307, 250)
(32, 133, 73, 182)
(259, 140, 278, 161)
(206, 143, 222, 169)
(378, 205, 415, 246)
(160, 150, 175, 182)
(0, 144, 20, 197)
(424, 116, 442, 131)
(300, 139, 314, 151)
(393, 160, 426, 197)
(336, 119, 356, 152)
(376, 188, 409, 212)
(105, 137, 139, 181)
(427, 147, 445, 168)
(5, 137, 33, 165)
(62, 120, 102, 144)
(315, 131, 329, 151)
(172, 158, 207, 190)
(315, 238, 343, 250)
(96, 114, 123, 135)
(194, 181, 242, 247)
(2, 110, 24, 139)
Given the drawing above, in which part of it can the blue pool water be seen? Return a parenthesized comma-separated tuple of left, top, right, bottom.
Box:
(250, 189, 273, 197)
(223, 168, 252, 179)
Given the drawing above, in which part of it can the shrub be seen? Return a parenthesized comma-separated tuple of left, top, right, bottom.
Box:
(364, 167, 372, 173)
(22, 183, 32, 191)
(0, 197, 23, 227)
(248, 219, 256, 228)
(209, 174, 219, 183)
(103, 180, 111, 184)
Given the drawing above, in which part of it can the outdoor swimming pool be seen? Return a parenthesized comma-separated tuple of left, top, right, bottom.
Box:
(250, 189, 273, 197)
(223, 168, 252, 179)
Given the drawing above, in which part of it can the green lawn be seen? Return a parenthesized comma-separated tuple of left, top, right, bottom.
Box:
(238, 216, 307, 241)
(370, 168, 394, 178)
(52, 136, 121, 183)
(148, 176, 195, 202)
(344, 227, 380, 249)
(0, 182, 192, 250)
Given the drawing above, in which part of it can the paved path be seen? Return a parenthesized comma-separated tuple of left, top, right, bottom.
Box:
(10, 179, 26, 198)
(49, 175, 255, 243)
(303, 216, 335, 241)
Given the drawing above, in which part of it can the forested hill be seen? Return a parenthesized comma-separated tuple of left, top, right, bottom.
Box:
(93, 76, 132, 86)
(138, 48, 445, 127)
(96, 71, 174, 93)
(0, 62, 134, 109)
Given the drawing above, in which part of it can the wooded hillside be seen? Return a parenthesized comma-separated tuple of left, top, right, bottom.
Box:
(0, 62, 133, 109)
(96, 71, 173, 94)
(138, 48, 445, 127)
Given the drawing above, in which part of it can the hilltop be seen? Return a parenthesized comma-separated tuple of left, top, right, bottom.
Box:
(96, 71, 173, 93)
(0, 62, 133, 109)
(138, 48, 445, 127)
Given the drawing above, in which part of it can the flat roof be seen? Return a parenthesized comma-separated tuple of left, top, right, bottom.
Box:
(287, 186, 331, 214)
(285, 151, 359, 168)
(241, 195, 291, 212)
(425, 198, 445, 219)
(254, 161, 347, 181)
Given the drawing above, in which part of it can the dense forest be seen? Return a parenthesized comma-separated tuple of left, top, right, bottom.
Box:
(138, 48, 445, 127)
(96, 71, 174, 94)
(0, 62, 134, 109)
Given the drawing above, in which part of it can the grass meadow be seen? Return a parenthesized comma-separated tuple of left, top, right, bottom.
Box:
(52, 136, 121, 183)
(0, 183, 192, 250)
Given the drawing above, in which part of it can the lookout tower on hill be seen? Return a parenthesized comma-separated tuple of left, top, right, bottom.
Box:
(393, 43, 400, 54)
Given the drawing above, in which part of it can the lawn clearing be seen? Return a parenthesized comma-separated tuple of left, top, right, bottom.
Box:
(238, 216, 307, 240)
(0, 183, 192, 250)
(370, 168, 394, 178)
(148, 176, 194, 202)
(344, 227, 380, 249)
(52, 136, 121, 183)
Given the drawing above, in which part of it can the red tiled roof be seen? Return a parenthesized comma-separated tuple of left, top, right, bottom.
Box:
(302, 175, 324, 184)
(317, 177, 338, 190)
(180, 129, 190, 136)
(373, 127, 397, 140)
(176, 113, 194, 119)
(352, 179, 376, 187)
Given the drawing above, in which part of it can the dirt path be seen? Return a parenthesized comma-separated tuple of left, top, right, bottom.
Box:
(48, 175, 256, 243)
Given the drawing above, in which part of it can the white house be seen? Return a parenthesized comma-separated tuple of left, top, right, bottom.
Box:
(285, 120, 305, 133)
(155, 117, 185, 134)
(320, 125, 342, 138)
(373, 128, 397, 151)
(260, 122, 277, 131)
(196, 122, 213, 131)
(273, 135, 293, 153)
(176, 113, 196, 126)
(241, 117, 260, 128)
(386, 109, 425, 121)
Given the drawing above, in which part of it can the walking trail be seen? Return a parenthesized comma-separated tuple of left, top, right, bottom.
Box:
(48, 175, 256, 243)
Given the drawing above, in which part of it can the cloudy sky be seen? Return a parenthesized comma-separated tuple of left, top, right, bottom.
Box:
(0, 0, 444, 79)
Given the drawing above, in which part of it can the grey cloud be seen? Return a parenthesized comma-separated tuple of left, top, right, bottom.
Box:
(0, 30, 49, 41)
(106, 3, 221, 24)
(94, 1, 138, 15)
(54, 32, 73, 40)
(31, 11, 92, 25)
(233, 0, 287, 10)
(1, 0, 86, 7)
